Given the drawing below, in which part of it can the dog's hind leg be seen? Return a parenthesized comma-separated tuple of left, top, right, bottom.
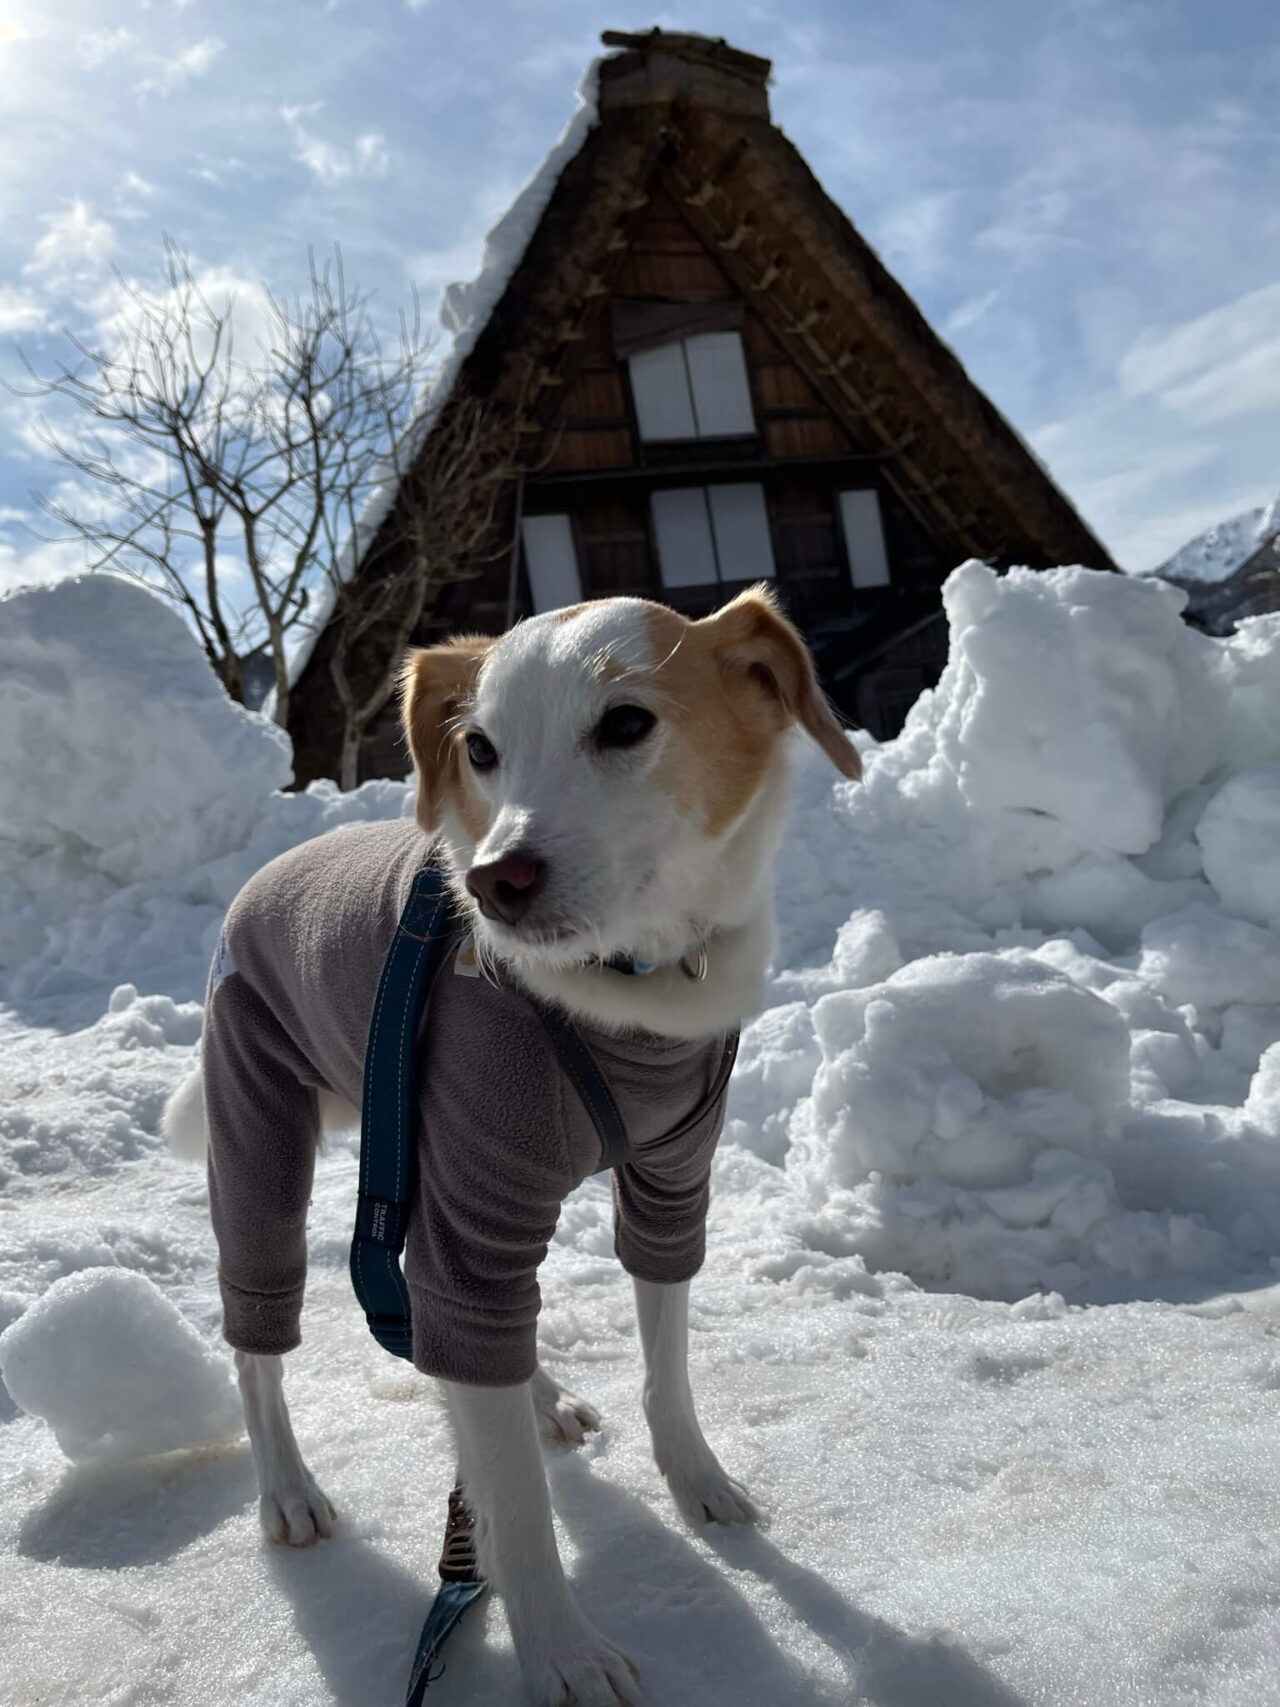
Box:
(634, 1277, 759, 1528)
(443, 1378, 639, 1707)
(237, 1351, 336, 1546)
(529, 1363, 602, 1447)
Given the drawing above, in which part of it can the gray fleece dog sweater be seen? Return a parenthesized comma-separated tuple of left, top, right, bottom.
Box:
(202, 818, 734, 1387)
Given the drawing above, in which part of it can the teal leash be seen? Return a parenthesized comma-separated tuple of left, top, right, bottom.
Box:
(405, 1486, 488, 1702)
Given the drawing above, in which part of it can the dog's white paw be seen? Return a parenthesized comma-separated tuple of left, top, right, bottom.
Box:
(531, 1368, 602, 1448)
(520, 1616, 640, 1707)
(258, 1472, 336, 1546)
(657, 1444, 759, 1529)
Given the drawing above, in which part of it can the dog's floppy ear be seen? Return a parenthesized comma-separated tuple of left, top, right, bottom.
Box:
(400, 636, 493, 833)
(702, 585, 861, 780)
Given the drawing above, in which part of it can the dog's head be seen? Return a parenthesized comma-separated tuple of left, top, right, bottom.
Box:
(401, 587, 860, 973)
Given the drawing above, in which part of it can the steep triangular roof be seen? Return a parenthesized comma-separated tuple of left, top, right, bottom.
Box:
(418, 30, 1113, 570)
(288, 29, 1117, 782)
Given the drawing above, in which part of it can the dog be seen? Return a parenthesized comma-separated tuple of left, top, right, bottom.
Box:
(165, 584, 859, 1706)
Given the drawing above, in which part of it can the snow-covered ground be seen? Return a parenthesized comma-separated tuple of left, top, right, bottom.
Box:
(3, 564, 1280, 1707)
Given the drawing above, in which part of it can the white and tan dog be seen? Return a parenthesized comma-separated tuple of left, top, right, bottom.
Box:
(167, 585, 859, 1706)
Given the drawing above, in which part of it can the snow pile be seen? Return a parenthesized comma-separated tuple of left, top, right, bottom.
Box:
(1153, 489, 1279, 584)
(1196, 764, 1280, 930)
(0, 572, 413, 1023)
(0, 575, 289, 968)
(729, 561, 1280, 1302)
(0, 1267, 241, 1463)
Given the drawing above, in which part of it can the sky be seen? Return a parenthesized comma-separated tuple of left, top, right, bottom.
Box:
(0, 0, 1278, 594)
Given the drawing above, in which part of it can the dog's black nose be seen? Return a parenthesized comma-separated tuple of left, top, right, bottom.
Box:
(466, 851, 547, 926)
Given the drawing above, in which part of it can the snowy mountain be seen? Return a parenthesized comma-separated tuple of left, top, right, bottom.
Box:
(3, 563, 1280, 1705)
(1154, 490, 1279, 585)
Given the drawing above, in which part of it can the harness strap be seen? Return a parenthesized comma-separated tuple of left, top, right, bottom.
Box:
(351, 864, 454, 1362)
(534, 1002, 631, 1174)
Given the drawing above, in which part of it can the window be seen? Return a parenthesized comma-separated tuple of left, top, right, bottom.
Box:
(521, 514, 581, 613)
(651, 484, 776, 589)
(839, 489, 891, 589)
(629, 332, 755, 441)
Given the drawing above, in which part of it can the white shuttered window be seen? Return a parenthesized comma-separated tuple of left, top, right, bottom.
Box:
(839, 489, 891, 589)
(650, 489, 718, 588)
(522, 514, 581, 613)
(629, 332, 755, 441)
(708, 484, 775, 581)
(628, 342, 697, 440)
(652, 484, 775, 590)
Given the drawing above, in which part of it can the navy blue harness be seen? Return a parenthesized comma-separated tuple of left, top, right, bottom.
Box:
(350, 864, 637, 1361)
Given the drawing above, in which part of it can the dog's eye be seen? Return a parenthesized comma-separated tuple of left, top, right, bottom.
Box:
(595, 704, 656, 750)
(465, 731, 498, 771)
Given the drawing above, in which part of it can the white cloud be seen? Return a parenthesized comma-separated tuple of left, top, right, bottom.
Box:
(23, 201, 117, 291)
(77, 27, 133, 69)
(944, 288, 1000, 337)
(281, 104, 390, 184)
(1118, 282, 1280, 424)
(136, 36, 225, 97)
(93, 260, 274, 378)
(119, 171, 157, 199)
(0, 533, 90, 596)
(875, 191, 961, 284)
(0, 286, 47, 334)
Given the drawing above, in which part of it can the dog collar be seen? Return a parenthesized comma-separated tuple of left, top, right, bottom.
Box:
(599, 941, 708, 982)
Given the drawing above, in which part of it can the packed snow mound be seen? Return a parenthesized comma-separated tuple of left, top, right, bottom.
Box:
(802, 952, 1131, 1192)
(0, 573, 415, 1022)
(0, 1267, 242, 1463)
(1196, 764, 1280, 931)
(1153, 491, 1279, 584)
(0, 574, 290, 970)
(729, 560, 1280, 1301)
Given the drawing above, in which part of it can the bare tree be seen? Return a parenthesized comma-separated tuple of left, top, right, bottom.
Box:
(321, 389, 523, 790)
(15, 238, 434, 730)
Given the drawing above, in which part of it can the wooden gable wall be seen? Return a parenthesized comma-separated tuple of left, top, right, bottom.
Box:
(515, 186, 952, 637)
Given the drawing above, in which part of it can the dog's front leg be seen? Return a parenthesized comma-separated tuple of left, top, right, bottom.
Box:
(443, 1379, 639, 1706)
(236, 1350, 336, 1546)
(634, 1278, 758, 1528)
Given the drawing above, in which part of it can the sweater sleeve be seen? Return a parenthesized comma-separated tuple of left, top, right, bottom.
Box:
(204, 968, 321, 1355)
(612, 1134, 716, 1286)
(611, 1044, 733, 1286)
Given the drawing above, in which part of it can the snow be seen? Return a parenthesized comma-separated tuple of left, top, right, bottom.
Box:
(0, 573, 417, 1028)
(1196, 764, 1280, 931)
(4, 560, 1280, 1704)
(0, 1268, 241, 1464)
(1153, 489, 1280, 585)
(0, 574, 290, 980)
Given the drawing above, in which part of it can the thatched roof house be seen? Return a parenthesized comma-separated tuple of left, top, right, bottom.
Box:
(289, 29, 1116, 787)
